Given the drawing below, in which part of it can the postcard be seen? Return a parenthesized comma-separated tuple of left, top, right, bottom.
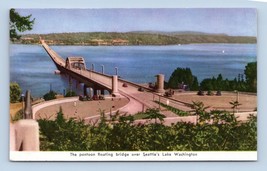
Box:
(9, 8, 257, 161)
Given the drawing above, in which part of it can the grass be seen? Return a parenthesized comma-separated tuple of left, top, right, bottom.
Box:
(133, 112, 149, 120)
(10, 102, 23, 122)
(154, 101, 189, 116)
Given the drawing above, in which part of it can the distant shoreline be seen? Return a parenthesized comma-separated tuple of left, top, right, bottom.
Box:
(13, 31, 257, 46)
(12, 42, 257, 46)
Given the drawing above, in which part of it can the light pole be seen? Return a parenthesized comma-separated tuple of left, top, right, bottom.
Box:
(234, 90, 239, 102)
(115, 67, 118, 75)
(91, 64, 94, 71)
(158, 95, 161, 110)
(234, 90, 240, 113)
(91, 64, 94, 78)
(21, 93, 25, 117)
(166, 99, 169, 106)
(101, 65, 104, 74)
(237, 91, 239, 102)
(110, 105, 115, 120)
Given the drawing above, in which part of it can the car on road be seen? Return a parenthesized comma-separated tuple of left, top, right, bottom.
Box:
(164, 91, 172, 97)
(92, 95, 99, 100)
(197, 90, 205, 96)
(79, 95, 92, 101)
(138, 87, 145, 92)
(122, 83, 128, 87)
(216, 90, 222, 96)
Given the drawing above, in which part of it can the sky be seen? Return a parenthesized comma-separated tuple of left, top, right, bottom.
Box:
(16, 8, 257, 36)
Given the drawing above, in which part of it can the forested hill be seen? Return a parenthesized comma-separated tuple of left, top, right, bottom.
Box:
(17, 31, 257, 45)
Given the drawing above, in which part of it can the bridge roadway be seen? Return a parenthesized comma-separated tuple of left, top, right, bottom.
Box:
(41, 39, 192, 116)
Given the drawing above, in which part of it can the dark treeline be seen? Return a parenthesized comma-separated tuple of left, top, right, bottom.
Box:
(200, 74, 246, 92)
(16, 32, 256, 45)
(167, 62, 257, 92)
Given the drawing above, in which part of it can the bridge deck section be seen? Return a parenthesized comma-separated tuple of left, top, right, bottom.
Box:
(41, 40, 113, 90)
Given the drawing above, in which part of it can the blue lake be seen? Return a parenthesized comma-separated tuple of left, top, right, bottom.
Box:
(10, 44, 256, 97)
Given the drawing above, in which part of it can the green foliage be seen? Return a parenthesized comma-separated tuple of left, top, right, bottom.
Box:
(143, 108, 166, 123)
(244, 62, 257, 92)
(229, 100, 242, 114)
(200, 73, 251, 92)
(133, 112, 150, 120)
(38, 106, 257, 151)
(43, 91, 57, 101)
(10, 82, 22, 103)
(192, 76, 199, 90)
(166, 63, 256, 93)
(65, 90, 76, 97)
(236, 114, 257, 150)
(190, 101, 209, 116)
(10, 9, 35, 41)
(200, 62, 257, 93)
(168, 67, 199, 90)
(38, 108, 90, 151)
(154, 101, 189, 116)
(118, 114, 134, 123)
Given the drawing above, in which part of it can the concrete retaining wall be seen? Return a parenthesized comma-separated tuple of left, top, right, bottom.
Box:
(32, 97, 78, 119)
(10, 120, 39, 151)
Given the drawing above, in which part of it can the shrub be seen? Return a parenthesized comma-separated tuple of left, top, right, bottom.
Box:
(43, 91, 57, 101)
(38, 106, 257, 151)
(65, 90, 76, 97)
(10, 82, 22, 103)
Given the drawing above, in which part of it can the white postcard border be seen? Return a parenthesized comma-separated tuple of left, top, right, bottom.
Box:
(10, 151, 257, 161)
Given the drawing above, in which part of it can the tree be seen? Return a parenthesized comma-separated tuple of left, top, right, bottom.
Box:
(168, 67, 198, 90)
(10, 82, 22, 103)
(200, 78, 214, 90)
(244, 62, 257, 92)
(190, 101, 210, 123)
(192, 76, 199, 90)
(10, 9, 35, 41)
(200, 73, 248, 92)
(229, 100, 242, 114)
(216, 74, 223, 90)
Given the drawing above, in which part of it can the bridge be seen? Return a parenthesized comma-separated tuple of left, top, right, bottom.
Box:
(40, 39, 192, 115)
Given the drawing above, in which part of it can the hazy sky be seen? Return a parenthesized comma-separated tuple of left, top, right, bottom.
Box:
(16, 8, 257, 36)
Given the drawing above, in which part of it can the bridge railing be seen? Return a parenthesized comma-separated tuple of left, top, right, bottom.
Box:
(87, 69, 113, 87)
(41, 41, 65, 65)
(70, 68, 113, 89)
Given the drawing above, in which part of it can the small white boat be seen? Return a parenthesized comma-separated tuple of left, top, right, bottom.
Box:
(54, 70, 61, 74)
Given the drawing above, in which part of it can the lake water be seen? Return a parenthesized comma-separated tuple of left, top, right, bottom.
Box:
(10, 44, 256, 97)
